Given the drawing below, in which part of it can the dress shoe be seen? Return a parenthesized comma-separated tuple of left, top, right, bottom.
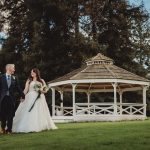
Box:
(6, 132, 12, 135)
(0, 128, 6, 134)
(6, 130, 12, 135)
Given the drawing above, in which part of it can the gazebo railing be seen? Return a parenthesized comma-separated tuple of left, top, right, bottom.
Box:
(75, 103, 114, 115)
(117, 103, 145, 115)
(55, 105, 73, 116)
(75, 103, 145, 116)
(54, 103, 145, 116)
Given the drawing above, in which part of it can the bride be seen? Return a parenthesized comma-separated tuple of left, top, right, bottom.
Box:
(12, 68, 57, 133)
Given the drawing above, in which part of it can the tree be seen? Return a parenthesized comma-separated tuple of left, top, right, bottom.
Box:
(0, 0, 99, 81)
(80, 0, 150, 76)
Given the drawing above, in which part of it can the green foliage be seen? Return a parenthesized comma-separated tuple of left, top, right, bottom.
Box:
(1, 0, 150, 78)
(0, 0, 150, 109)
(0, 0, 99, 81)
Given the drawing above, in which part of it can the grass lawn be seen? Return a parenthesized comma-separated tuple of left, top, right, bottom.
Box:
(0, 119, 150, 150)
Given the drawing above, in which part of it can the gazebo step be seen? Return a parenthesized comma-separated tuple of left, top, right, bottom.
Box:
(74, 115, 147, 122)
(52, 115, 147, 123)
(52, 116, 74, 123)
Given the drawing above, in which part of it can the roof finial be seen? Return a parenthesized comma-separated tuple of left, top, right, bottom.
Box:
(86, 53, 113, 66)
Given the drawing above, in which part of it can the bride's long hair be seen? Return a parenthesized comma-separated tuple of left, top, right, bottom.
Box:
(28, 68, 43, 85)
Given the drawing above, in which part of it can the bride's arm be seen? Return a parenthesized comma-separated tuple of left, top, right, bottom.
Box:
(41, 79, 48, 94)
(23, 80, 30, 95)
(41, 79, 46, 86)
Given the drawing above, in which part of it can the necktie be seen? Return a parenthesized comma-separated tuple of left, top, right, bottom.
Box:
(7, 75, 11, 88)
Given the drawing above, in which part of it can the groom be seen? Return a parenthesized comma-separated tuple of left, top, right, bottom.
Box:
(0, 64, 24, 134)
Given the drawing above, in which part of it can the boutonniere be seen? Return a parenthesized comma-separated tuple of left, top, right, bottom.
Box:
(12, 76, 16, 80)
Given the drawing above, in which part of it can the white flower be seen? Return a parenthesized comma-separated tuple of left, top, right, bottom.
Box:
(34, 83, 42, 92)
(34, 83, 49, 93)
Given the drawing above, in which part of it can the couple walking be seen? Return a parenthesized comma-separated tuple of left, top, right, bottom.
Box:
(0, 64, 57, 134)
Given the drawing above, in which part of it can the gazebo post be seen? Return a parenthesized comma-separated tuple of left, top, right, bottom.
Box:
(143, 86, 148, 117)
(112, 83, 118, 115)
(51, 87, 56, 117)
(87, 92, 91, 106)
(72, 83, 77, 117)
(59, 90, 64, 109)
(58, 90, 64, 115)
(119, 91, 123, 115)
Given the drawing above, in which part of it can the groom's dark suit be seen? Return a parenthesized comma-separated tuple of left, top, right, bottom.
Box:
(0, 74, 24, 132)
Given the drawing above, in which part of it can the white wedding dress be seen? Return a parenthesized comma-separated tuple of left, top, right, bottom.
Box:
(12, 81, 57, 133)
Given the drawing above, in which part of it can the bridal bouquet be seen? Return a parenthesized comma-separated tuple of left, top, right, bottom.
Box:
(29, 83, 49, 112)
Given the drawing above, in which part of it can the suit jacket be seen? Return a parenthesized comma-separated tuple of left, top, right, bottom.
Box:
(0, 74, 24, 112)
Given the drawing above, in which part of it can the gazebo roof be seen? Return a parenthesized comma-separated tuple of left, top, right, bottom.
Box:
(49, 53, 149, 84)
(48, 53, 149, 93)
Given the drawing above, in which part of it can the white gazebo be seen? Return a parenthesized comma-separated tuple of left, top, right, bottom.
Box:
(48, 53, 149, 122)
